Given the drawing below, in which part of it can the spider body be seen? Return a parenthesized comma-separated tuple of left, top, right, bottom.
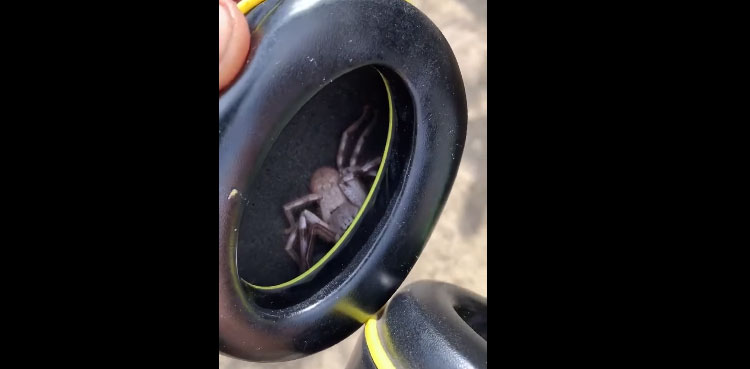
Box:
(282, 106, 382, 272)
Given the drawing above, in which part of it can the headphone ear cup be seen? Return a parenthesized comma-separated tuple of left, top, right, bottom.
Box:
(219, 0, 467, 362)
(346, 281, 487, 369)
(237, 67, 394, 298)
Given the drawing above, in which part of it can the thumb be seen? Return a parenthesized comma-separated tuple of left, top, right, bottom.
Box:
(219, 0, 250, 91)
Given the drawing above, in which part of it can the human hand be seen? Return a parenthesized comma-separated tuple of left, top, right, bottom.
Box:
(219, 0, 251, 91)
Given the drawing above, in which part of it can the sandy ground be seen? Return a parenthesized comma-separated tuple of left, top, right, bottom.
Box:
(220, 0, 487, 367)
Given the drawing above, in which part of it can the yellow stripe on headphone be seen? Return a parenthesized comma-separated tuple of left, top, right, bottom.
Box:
(237, 0, 266, 15)
(365, 319, 397, 369)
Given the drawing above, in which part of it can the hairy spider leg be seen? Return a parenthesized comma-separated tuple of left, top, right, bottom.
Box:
(282, 193, 322, 234)
(337, 105, 371, 171)
(296, 210, 337, 271)
(350, 110, 379, 167)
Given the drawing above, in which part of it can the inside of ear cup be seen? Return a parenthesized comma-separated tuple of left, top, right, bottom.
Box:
(455, 297, 488, 341)
(237, 67, 391, 287)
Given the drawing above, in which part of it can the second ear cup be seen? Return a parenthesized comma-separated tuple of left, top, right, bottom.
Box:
(346, 280, 488, 369)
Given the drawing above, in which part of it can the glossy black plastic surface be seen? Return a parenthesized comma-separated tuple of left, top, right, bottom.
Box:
(219, 0, 467, 362)
(345, 335, 378, 369)
(364, 281, 487, 369)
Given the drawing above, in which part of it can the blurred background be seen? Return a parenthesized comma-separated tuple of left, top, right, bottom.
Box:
(220, 0, 487, 367)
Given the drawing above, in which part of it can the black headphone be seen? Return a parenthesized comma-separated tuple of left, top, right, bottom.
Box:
(219, 0, 467, 361)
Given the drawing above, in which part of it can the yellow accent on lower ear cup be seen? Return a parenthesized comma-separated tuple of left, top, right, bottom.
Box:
(365, 319, 397, 369)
